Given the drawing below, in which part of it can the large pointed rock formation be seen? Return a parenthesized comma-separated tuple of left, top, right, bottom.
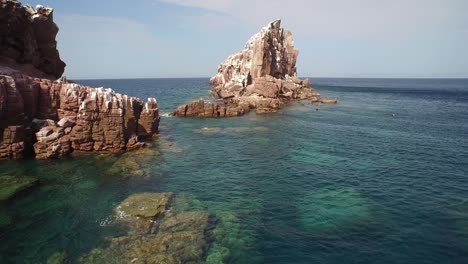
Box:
(174, 19, 321, 117)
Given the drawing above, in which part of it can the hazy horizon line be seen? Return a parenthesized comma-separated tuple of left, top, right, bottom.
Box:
(74, 76, 468, 81)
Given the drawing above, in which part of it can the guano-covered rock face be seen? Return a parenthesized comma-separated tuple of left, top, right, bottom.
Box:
(0, 67, 160, 160)
(0, 1, 160, 160)
(210, 19, 298, 90)
(174, 19, 322, 117)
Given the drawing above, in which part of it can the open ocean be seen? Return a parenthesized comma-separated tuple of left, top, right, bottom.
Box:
(1, 78, 467, 263)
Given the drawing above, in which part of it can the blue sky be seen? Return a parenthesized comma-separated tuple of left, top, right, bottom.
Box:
(26, 0, 468, 79)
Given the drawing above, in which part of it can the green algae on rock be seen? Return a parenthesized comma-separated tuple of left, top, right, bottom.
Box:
(105, 142, 163, 178)
(116, 192, 174, 218)
(81, 233, 206, 264)
(81, 192, 213, 264)
(159, 211, 210, 233)
(299, 188, 372, 232)
(47, 251, 68, 264)
(0, 176, 39, 201)
(204, 210, 261, 263)
(107, 157, 146, 177)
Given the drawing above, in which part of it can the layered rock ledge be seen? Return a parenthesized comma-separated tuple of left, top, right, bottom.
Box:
(0, 67, 160, 160)
(174, 19, 322, 117)
(0, 1, 160, 160)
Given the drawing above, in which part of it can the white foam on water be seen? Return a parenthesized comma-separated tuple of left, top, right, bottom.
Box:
(160, 112, 172, 118)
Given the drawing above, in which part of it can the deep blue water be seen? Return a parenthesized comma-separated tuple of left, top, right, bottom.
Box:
(1, 78, 467, 263)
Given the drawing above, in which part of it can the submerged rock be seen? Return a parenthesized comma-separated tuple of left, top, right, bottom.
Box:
(153, 135, 184, 154)
(88, 232, 206, 264)
(81, 192, 213, 264)
(320, 98, 338, 104)
(0, 175, 39, 201)
(104, 140, 165, 178)
(299, 188, 372, 232)
(116, 192, 174, 218)
(159, 211, 210, 233)
(174, 20, 325, 117)
(47, 252, 68, 264)
(107, 157, 146, 177)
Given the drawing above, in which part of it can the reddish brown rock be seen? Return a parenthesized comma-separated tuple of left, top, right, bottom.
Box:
(0, 1, 160, 160)
(0, 125, 26, 159)
(320, 98, 338, 104)
(33, 125, 71, 159)
(138, 98, 160, 137)
(174, 19, 324, 117)
(174, 99, 250, 118)
(0, 1, 65, 78)
(0, 69, 160, 160)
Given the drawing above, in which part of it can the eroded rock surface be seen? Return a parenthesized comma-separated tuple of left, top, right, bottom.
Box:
(0, 68, 160, 159)
(0, 1, 65, 78)
(174, 19, 323, 117)
(80, 192, 214, 264)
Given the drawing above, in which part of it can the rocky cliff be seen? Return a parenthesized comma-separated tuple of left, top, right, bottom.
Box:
(0, 1, 65, 78)
(174, 19, 321, 117)
(0, 1, 160, 160)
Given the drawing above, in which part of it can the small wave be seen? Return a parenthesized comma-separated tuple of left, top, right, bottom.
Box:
(99, 215, 115, 227)
(160, 112, 172, 117)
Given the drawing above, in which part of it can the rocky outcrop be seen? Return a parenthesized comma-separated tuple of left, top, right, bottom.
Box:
(174, 19, 323, 117)
(0, 1, 160, 160)
(0, 67, 160, 160)
(209, 19, 299, 90)
(319, 98, 338, 104)
(0, 175, 38, 201)
(0, 1, 65, 78)
(79, 192, 214, 264)
(174, 99, 250, 118)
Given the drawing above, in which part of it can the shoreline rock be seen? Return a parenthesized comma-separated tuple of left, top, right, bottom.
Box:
(0, 1, 160, 160)
(174, 19, 325, 117)
(0, 68, 161, 160)
(320, 98, 338, 104)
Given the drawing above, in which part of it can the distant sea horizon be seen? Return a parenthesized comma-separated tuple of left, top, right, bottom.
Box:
(73, 76, 468, 81)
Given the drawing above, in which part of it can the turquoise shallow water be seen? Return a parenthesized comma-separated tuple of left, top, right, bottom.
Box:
(1, 78, 468, 263)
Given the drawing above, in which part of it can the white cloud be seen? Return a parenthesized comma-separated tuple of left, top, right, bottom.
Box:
(49, 1, 468, 78)
(159, 0, 232, 12)
(159, 0, 468, 77)
(160, 0, 468, 37)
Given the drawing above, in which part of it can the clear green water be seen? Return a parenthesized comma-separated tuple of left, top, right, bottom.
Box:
(1, 78, 468, 263)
